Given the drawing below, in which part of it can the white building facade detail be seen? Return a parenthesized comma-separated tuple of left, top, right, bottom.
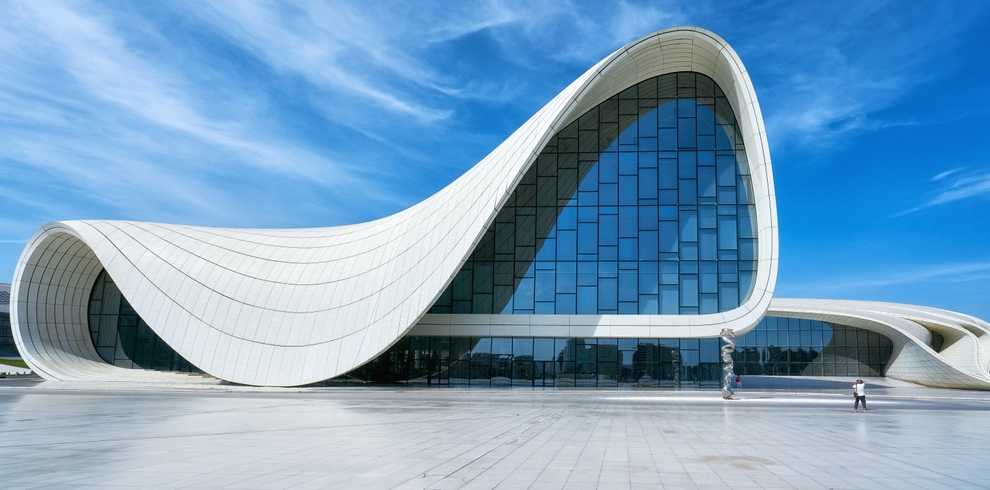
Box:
(9, 27, 988, 390)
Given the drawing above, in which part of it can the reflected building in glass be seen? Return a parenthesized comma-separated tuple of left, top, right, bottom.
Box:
(326, 316, 892, 388)
(0, 284, 12, 349)
(9, 28, 990, 390)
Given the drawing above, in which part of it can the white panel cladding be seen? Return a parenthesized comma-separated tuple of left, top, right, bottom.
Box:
(768, 298, 990, 390)
(11, 27, 779, 387)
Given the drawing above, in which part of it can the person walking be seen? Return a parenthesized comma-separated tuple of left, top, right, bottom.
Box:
(735, 374, 742, 389)
(853, 379, 867, 411)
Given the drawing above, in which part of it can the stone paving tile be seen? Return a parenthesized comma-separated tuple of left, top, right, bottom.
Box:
(2, 387, 990, 489)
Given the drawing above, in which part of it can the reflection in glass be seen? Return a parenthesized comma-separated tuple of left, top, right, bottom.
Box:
(87, 270, 200, 373)
(321, 316, 892, 387)
(429, 72, 758, 316)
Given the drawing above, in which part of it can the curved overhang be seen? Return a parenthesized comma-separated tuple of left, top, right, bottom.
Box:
(11, 27, 778, 386)
(770, 298, 990, 390)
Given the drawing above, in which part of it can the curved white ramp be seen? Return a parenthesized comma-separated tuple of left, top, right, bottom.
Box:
(770, 299, 990, 390)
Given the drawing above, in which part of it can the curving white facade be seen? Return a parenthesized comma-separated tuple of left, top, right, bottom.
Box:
(768, 298, 990, 390)
(8, 27, 989, 390)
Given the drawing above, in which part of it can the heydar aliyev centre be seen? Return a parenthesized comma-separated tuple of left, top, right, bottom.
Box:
(10, 27, 990, 389)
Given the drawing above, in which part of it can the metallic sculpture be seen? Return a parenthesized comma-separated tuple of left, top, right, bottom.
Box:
(721, 328, 736, 399)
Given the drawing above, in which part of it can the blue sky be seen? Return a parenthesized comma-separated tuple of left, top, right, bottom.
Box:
(2, 1, 989, 318)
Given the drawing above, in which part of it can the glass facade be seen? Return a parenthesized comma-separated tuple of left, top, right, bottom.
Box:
(931, 331, 944, 352)
(0, 312, 11, 346)
(0, 289, 9, 345)
(87, 270, 200, 372)
(733, 317, 892, 377)
(80, 272, 893, 384)
(324, 317, 892, 387)
(429, 72, 758, 316)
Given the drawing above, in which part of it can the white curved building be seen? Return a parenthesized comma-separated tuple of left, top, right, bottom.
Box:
(9, 27, 990, 390)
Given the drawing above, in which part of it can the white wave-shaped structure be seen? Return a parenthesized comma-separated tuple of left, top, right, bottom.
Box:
(768, 299, 990, 390)
(12, 27, 777, 386)
(12, 26, 988, 390)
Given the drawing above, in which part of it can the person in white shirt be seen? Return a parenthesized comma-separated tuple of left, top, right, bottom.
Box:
(853, 379, 867, 411)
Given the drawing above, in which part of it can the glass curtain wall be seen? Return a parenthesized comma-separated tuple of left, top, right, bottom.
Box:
(0, 312, 11, 346)
(429, 72, 758, 316)
(324, 317, 892, 387)
(733, 317, 892, 377)
(0, 289, 10, 346)
(87, 270, 200, 372)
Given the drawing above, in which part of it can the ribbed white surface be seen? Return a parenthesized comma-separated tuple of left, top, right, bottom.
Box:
(11, 27, 779, 386)
(770, 298, 990, 390)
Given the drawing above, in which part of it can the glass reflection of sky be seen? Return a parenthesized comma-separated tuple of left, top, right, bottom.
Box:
(430, 72, 758, 316)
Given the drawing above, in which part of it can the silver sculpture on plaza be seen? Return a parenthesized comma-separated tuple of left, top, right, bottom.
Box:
(721, 328, 736, 399)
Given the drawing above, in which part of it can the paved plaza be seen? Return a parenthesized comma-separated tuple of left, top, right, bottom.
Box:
(1, 378, 989, 489)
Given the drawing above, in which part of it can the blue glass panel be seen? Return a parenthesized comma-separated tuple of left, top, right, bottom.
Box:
(556, 262, 576, 293)
(659, 221, 678, 253)
(618, 207, 637, 238)
(619, 152, 637, 175)
(679, 210, 697, 241)
(619, 176, 637, 204)
(557, 230, 577, 261)
(678, 151, 696, 179)
(577, 262, 597, 285)
(515, 278, 534, 310)
(678, 180, 697, 205)
(577, 286, 597, 314)
(659, 159, 677, 189)
(598, 214, 618, 246)
(535, 270, 555, 302)
(660, 285, 679, 314)
(719, 261, 738, 283)
(599, 262, 618, 278)
(698, 167, 716, 197)
(639, 231, 658, 260)
(639, 263, 659, 295)
(680, 275, 698, 308)
(678, 119, 696, 148)
(639, 295, 659, 314)
(577, 222, 597, 254)
(718, 215, 738, 249)
(619, 123, 638, 145)
(699, 229, 717, 260)
(659, 128, 677, 150)
(660, 262, 679, 284)
(639, 151, 657, 168)
(700, 262, 718, 293)
(619, 271, 637, 302)
(658, 101, 676, 127)
(697, 106, 715, 135)
(639, 168, 658, 199)
(680, 242, 698, 261)
(677, 98, 696, 117)
(639, 109, 658, 137)
(600, 183, 618, 206)
(599, 153, 618, 183)
(619, 238, 637, 260)
(639, 207, 658, 230)
(428, 72, 757, 315)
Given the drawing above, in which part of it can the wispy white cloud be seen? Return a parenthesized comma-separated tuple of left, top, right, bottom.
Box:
(747, 1, 986, 149)
(0, 0, 403, 228)
(439, 0, 685, 66)
(932, 167, 963, 181)
(895, 168, 990, 216)
(182, 1, 454, 122)
(783, 262, 990, 297)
